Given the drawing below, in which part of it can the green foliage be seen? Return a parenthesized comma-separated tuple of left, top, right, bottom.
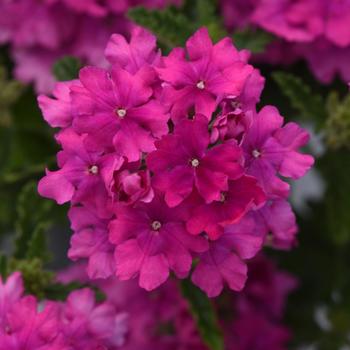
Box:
(9, 258, 54, 299)
(318, 151, 350, 246)
(0, 66, 24, 127)
(14, 181, 53, 260)
(232, 28, 274, 53)
(273, 71, 327, 127)
(325, 92, 350, 149)
(129, 0, 226, 49)
(181, 279, 224, 350)
(128, 6, 195, 48)
(53, 56, 82, 81)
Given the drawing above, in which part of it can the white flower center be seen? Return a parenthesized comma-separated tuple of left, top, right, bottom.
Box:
(116, 108, 127, 118)
(220, 192, 226, 202)
(151, 220, 162, 231)
(196, 80, 205, 90)
(89, 165, 99, 175)
(252, 149, 261, 158)
(191, 158, 200, 167)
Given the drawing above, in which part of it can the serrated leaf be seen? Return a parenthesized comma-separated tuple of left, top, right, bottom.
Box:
(273, 71, 327, 127)
(0, 255, 8, 278)
(128, 6, 195, 48)
(53, 56, 82, 81)
(14, 181, 53, 259)
(181, 279, 224, 350)
(325, 92, 350, 149)
(26, 222, 51, 262)
(232, 27, 274, 53)
(319, 151, 350, 246)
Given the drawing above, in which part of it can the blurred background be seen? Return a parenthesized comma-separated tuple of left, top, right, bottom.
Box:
(0, 0, 350, 349)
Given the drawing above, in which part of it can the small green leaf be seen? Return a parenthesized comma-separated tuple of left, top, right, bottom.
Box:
(0, 255, 8, 278)
(26, 222, 52, 262)
(53, 56, 82, 81)
(273, 71, 327, 127)
(233, 27, 274, 53)
(128, 6, 195, 48)
(14, 181, 53, 259)
(325, 92, 350, 150)
(181, 279, 224, 350)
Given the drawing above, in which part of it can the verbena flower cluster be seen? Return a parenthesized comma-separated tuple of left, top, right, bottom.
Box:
(0, 255, 295, 349)
(221, 0, 350, 83)
(0, 0, 179, 92)
(0, 272, 129, 349)
(38, 27, 313, 297)
(58, 254, 297, 350)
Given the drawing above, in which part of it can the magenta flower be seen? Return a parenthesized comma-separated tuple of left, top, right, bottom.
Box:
(0, 272, 23, 328)
(242, 106, 314, 197)
(192, 216, 264, 297)
(68, 206, 115, 279)
(38, 129, 122, 209)
(148, 114, 243, 207)
(231, 312, 292, 350)
(0, 272, 129, 349)
(38, 80, 79, 128)
(71, 66, 168, 161)
(186, 176, 266, 240)
(110, 195, 208, 290)
(109, 168, 154, 205)
(0, 296, 63, 350)
(105, 26, 161, 73)
(37, 27, 314, 296)
(157, 27, 254, 120)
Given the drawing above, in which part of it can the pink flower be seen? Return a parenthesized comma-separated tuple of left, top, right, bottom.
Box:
(71, 66, 168, 161)
(38, 129, 122, 209)
(0, 296, 63, 350)
(0, 272, 129, 349)
(37, 27, 314, 296)
(109, 168, 154, 205)
(147, 114, 243, 207)
(231, 312, 292, 350)
(254, 199, 298, 249)
(242, 106, 314, 197)
(38, 80, 78, 128)
(237, 255, 298, 320)
(191, 216, 264, 297)
(61, 288, 128, 348)
(157, 27, 254, 120)
(68, 206, 115, 279)
(0, 272, 24, 327)
(105, 26, 161, 73)
(186, 175, 266, 240)
(110, 195, 208, 290)
(252, 0, 324, 43)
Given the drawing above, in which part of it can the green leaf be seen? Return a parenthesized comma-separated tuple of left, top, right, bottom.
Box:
(0, 255, 8, 278)
(232, 27, 274, 53)
(128, 6, 195, 48)
(26, 222, 52, 262)
(129, 1, 227, 50)
(325, 92, 350, 150)
(14, 181, 53, 259)
(53, 56, 82, 81)
(181, 279, 224, 350)
(273, 71, 327, 127)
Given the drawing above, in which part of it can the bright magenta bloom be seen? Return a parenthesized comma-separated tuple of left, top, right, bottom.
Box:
(38, 27, 313, 296)
(148, 115, 244, 207)
(0, 273, 128, 349)
(222, 0, 350, 83)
